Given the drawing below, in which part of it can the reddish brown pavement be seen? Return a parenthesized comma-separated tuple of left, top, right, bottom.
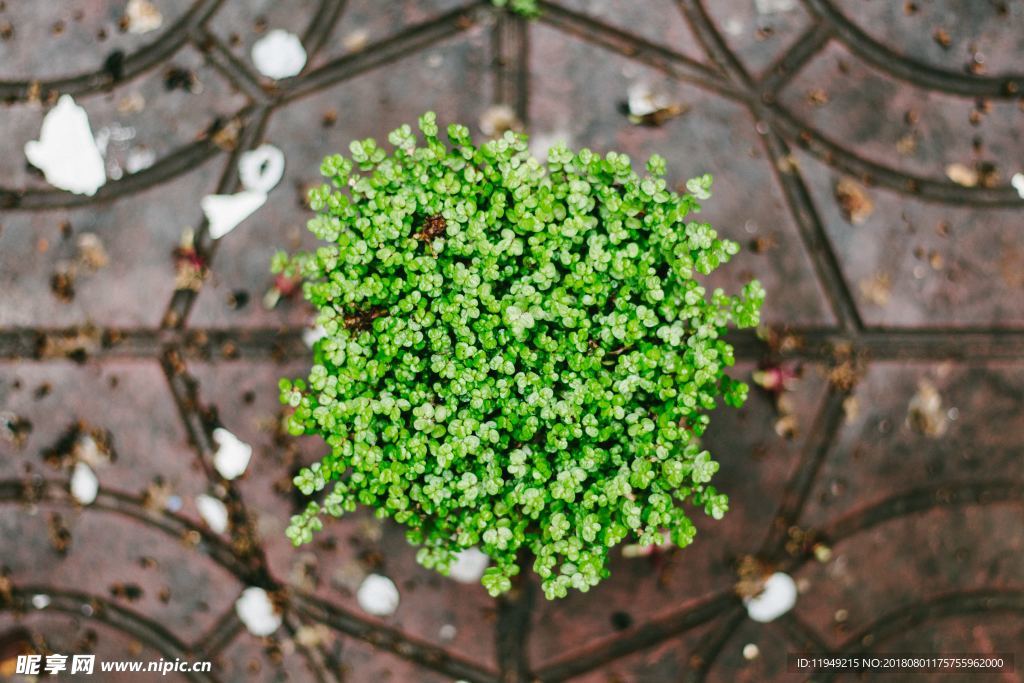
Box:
(1, 1, 1023, 681)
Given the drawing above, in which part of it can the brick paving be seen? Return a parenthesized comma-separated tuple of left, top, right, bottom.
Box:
(1, 1, 1023, 681)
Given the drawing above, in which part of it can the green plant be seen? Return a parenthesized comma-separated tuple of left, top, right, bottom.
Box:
(491, 0, 540, 18)
(275, 112, 764, 599)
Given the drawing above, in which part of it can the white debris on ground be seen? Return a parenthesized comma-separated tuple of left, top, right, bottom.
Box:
(1011, 173, 1024, 199)
(627, 81, 673, 117)
(202, 143, 285, 240)
(528, 130, 572, 162)
(212, 427, 253, 480)
(755, 0, 797, 13)
(302, 324, 327, 348)
(906, 379, 949, 438)
(235, 587, 282, 636)
(70, 462, 99, 505)
(743, 643, 760, 660)
(32, 594, 51, 610)
(238, 144, 285, 193)
(196, 494, 229, 533)
(744, 572, 798, 623)
(251, 30, 307, 79)
(125, 147, 157, 174)
(479, 105, 522, 138)
(356, 574, 400, 616)
(202, 191, 268, 240)
(126, 0, 163, 34)
(25, 95, 106, 196)
(447, 548, 489, 584)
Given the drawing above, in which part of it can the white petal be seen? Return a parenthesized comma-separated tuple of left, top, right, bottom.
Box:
(755, 0, 797, 13)
(251, 30, 307, 80)
(357, 574, 400, 616)
(70, 462, 99, 505)
(627, 81, 671, 117)
(448, 548, 489, 584)
(201, 191, 267, 240)
(529, 130, 572, 162)
(744, 572, 797, 623)
(126, 0, 163, 34)
(25, 95, 106, 196)
(1011, 173, 1024, 200)
(235, 587, 282, 636)
(212, 427, 253, 480)
(302, 324, 327, 348)
(196, 494, 229, 533)
(238, 144, 285, 193)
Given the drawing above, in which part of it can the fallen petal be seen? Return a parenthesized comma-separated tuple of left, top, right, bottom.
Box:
(448, 548, 489, 584)
(126, 0, 163, 34)
(196, 494, 229, 533)
(357, 574, 400, 616)
(235, 587, 282, 636)
(25, 95, 106, 196)
(238, 144, 285, 193)
(70, 462, 99, 505)
(302, 324, 327, 348)
(744, 572, 797, 622)
(251, 30, 307, 80)
(1011, 173, 1024, 199)
(201, 191, 267, 240)
(212, 427, 253, 480)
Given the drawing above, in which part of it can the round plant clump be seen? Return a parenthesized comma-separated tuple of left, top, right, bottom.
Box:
(275, 112, 764, 599)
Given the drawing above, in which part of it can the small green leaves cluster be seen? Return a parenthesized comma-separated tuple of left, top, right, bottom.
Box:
(491, 0, 540, 18)
(276, 112, 764, 599)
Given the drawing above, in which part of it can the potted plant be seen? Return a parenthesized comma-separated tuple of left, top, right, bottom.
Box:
(274, 112, 764, 599)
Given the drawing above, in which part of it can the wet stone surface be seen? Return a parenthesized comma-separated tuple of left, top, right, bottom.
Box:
(1, 1, 1023, 682)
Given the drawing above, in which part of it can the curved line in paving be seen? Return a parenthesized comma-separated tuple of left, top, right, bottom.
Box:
(678, 0, 1024, 208)
(0, 479, 498, 681)
(4, 586, 220, 683)
(816, 480, 1024, 549)
(802, 0, 1024, 98)
(533, 590, 739, 681)
(812, 591, 1024, 682)
(761, 102, 1024, 207)
(0, 0, 225, 103)
(0, 133, 226, 211)
(0, 479, 252, 578)
(289, 592, 502, 683)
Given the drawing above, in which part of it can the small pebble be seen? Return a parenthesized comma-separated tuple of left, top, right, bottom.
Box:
(235, 587, 282, 636)
(357, 574, 400, 616)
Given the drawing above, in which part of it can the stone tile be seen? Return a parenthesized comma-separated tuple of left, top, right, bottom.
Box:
(324, 0, 471, 64)
(0, 0, 193, 81)
(802, 362, 1024, 529)
(187, 360, 499, 669)
(0, 507, 239, 644)
(206, 0, 311, 59)
(563, 622, 718, 683)
(528, 24, 837, 326)
(828, 0, 1024, 75)
(777, 41, 1023, 183)
(794, 504, 1024, 650)
(0, 611, 189, 682)
(706, 619, 795, 683)
(548, 0, 707, 63)
(702, 0, 815, 78)
(796, 150, 1024, 327)
(1, 45, 246, 191)
(190, 26, 493, 329)
(0, 361, 209, 506)
(0, 158, 219, 328)
(529, 362, 830, 664)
